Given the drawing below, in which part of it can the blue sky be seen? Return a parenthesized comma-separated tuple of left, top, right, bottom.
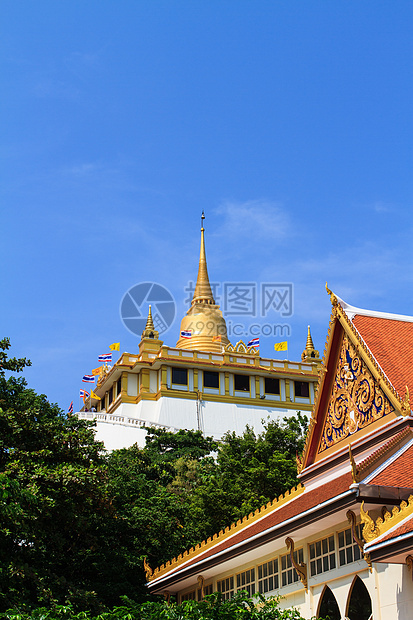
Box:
(1, 1, 412, 412)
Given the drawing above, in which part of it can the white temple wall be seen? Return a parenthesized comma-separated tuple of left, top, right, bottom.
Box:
(88, 397, 301, 451)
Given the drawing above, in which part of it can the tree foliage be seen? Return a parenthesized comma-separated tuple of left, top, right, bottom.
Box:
(1, 592, 320, 620)
(1, 339, 309, 613)
(0, 338, 125, 611)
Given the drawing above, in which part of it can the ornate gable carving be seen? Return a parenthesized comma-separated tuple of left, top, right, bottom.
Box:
(319, 336, 395, 453)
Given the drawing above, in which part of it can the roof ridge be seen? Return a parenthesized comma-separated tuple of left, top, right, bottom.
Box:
(148, 482, 305, 582)
(337, 296, 413, 324)
(357, 427, 412, 479)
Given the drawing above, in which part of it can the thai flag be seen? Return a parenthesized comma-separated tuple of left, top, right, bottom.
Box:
(82, 375, 95, 383)
(181, 330, 192, 339)
(98, 353, 112, 363)
(79, 389, 89, 399)
(247, 338, 259, 348)
(68, 401, 73, 414)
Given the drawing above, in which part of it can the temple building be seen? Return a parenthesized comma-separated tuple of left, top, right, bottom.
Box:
(146, 287, 413, 620)
(78, 218, 321, 450)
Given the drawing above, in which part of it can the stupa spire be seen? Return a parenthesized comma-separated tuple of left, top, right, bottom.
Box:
(192, 212, 215, 305)
(141, 305, 159, 340)
(301, 325, 320, 363)
(175, 214, 230, 352)
(145, 305, 155, 331)
(306, 325, 315, 350)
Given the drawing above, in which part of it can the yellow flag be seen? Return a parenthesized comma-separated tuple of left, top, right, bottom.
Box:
(109, 342, 120, 351)
(92, 366, 103, 376)
(274, 341, 288, 352)
(91, 390, 100, 400)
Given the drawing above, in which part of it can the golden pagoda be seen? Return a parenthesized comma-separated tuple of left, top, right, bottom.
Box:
(175, 212, 230, 353)
(301, 325, 320, 363)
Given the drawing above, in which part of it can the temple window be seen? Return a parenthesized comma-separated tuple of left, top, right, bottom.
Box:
(346, 576, 372, 620)
(281, 548, 303, 586)
(294, 381, 309, 398)
(217, 576, 234, 600)
(116, 377, 122, 397)
(265, 377, 280, 395)
(309, 535, 336, 576)
(204, 370, 219, 389)
(338, 526, 362, 566)
(172, 367, 188, 385)
(108, 387, 113, 405)
(236, 568, 255, 596)
(234, 374, 250, 392)
(258, 558, 279, 593)
(318, 586, 341, 620)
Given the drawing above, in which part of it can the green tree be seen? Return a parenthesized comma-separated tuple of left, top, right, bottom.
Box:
(0, 338, 127, 611)
(0, 338, 309, 612)
(106, 429, 217, 571)
(1, 591, 321, 619)
(176, 416, 308, 539)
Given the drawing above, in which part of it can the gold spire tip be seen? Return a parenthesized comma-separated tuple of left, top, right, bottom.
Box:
(145, 305, 155, 330)
(306, 325, 315, 350)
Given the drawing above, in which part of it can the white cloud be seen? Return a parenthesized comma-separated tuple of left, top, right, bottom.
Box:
(214, 199, 290, 242)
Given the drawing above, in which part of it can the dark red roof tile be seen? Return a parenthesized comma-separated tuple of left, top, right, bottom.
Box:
(369, 443, 413, 487)
(166, 472, 353, 575)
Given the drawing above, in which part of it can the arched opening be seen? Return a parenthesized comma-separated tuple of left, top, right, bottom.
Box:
(317, 585, 340, 620)
(346, 576, 372, 620)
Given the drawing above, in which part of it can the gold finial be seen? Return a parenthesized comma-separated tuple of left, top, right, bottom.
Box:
(325, 282, 338, 306)
(143, 557, 153, 581)
(401, 385, 411, 417)
(192, 212, 215, 305)
(349, 445, 358, 483)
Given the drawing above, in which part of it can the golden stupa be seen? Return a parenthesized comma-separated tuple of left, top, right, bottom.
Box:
(176, 213, 230, 353)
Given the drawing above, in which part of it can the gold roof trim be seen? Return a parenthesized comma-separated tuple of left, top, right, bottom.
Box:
(225, 340, 259, 355)
(298, 305, 336, 473)
(148, 483, 305, 583)
(361, 495, 413, 544)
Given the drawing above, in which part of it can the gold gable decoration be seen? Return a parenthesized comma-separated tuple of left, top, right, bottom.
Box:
(319, 336, 394, 453)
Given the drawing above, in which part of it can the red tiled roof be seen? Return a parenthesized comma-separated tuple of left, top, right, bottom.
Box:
(352, 314, 413, 400)
(369, 443, 413, 487)
(376, 515, 413, 544)
(357, 427, 413, 481)
(159, 472, 353, 578)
